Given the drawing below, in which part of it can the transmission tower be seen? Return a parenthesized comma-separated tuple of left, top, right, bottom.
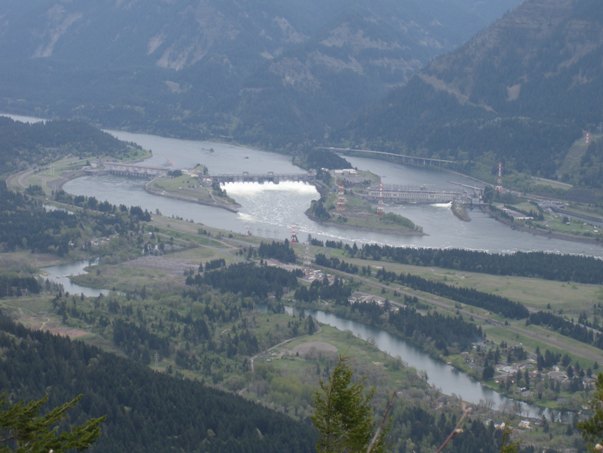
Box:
(336, 180, 346, 213)
(495, 162, 504, 193)
(303, 241, 311, 273)
(290, 225, 299, 244)
(376, 182, 385, 217)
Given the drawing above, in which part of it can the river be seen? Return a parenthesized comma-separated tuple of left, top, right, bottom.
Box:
(287, 307, 558, 419)
(40, 258, 550, 418)
(3, 113, 584, 418)
(58, 129, 600, 256)
(41, 260, 107, 298)
(3, 112, 600, 255)
(39, 255, 556, 419)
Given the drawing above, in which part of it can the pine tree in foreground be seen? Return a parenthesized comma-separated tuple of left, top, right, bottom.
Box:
(0, 394, 104, 452)
(579, 373, 603, 451)
(311, 356, 386, 453)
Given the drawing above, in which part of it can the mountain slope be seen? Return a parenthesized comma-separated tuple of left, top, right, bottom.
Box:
(0, 0, 520, 145)
(0, 314, 316, 452)
(348, 0, 603, 181)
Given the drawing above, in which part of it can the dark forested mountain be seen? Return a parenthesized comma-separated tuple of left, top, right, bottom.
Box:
(0, 314, 316, 452)
(0, 0, 519, 146)
(348, 0, 603, 182)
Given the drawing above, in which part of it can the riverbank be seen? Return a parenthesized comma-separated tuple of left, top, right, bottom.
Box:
(288, 302, 562, 418)
(484, 205, 602, 246)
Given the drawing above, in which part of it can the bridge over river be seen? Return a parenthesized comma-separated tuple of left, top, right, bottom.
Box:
(365, 183, 483, 204)
(319, 147, 457, 168)
(366, 184, 465, 204)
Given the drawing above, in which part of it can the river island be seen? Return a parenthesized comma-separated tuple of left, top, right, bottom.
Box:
(306, 168, 424, 236)
(144, 165, 240, 213)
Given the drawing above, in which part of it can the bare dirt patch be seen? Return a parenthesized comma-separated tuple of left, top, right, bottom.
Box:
(43, 326, 90, 339)
(20, 315, 89, 339)
(120, 254, 198, 277)
(290, 341, 338, 359)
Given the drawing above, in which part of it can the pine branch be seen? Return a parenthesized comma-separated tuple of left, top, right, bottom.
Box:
(366, 390, 397, 453)
(435, 405, 471, 453)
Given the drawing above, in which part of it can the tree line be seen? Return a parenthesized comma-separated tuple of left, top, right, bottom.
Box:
(528, 311, 603, 350)
(356, 298, 483, 354)
(186, 262, 301, 299)
(294, 149, 352, 171)
(313, 251, 529, 319)
(55, 190, 151, 222)
(294, 276, 352, 306)
(242, 240, 298, 263)
(375, 268, 529, 319)
(351, 244, 603, 284)
(0, 274, 40, 298)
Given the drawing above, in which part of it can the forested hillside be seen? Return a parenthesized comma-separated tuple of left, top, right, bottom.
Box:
(0, 314, 316, 452)
(347, 0, 603, 184)
(0, 181, 153, 257)
(0, 0, 520, 146)
(0, 116, 136, 174)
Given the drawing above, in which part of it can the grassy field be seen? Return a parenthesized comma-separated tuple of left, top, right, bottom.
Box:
(147, 174, 239, 209)
(248, 324, 431, 419)
(6, 157, 88, 194)
(320, 192, 422, 235)
(485, 324, 601, 370)
(71, 222, 249, 293)
(537, 213, 601, 236)
(0, 251, 62, 272)
(149, 175, 215, 203)
(508, 201, 540, 213)
(339, 254, 603, 316)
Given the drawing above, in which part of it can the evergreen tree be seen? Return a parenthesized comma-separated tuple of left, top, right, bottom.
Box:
(311, 357, 385, 453)
(578, 373, 603, 450)
(0, 394, 104, 452)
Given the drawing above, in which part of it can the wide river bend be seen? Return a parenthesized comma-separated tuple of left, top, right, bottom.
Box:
(60, 129, 602, 256)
